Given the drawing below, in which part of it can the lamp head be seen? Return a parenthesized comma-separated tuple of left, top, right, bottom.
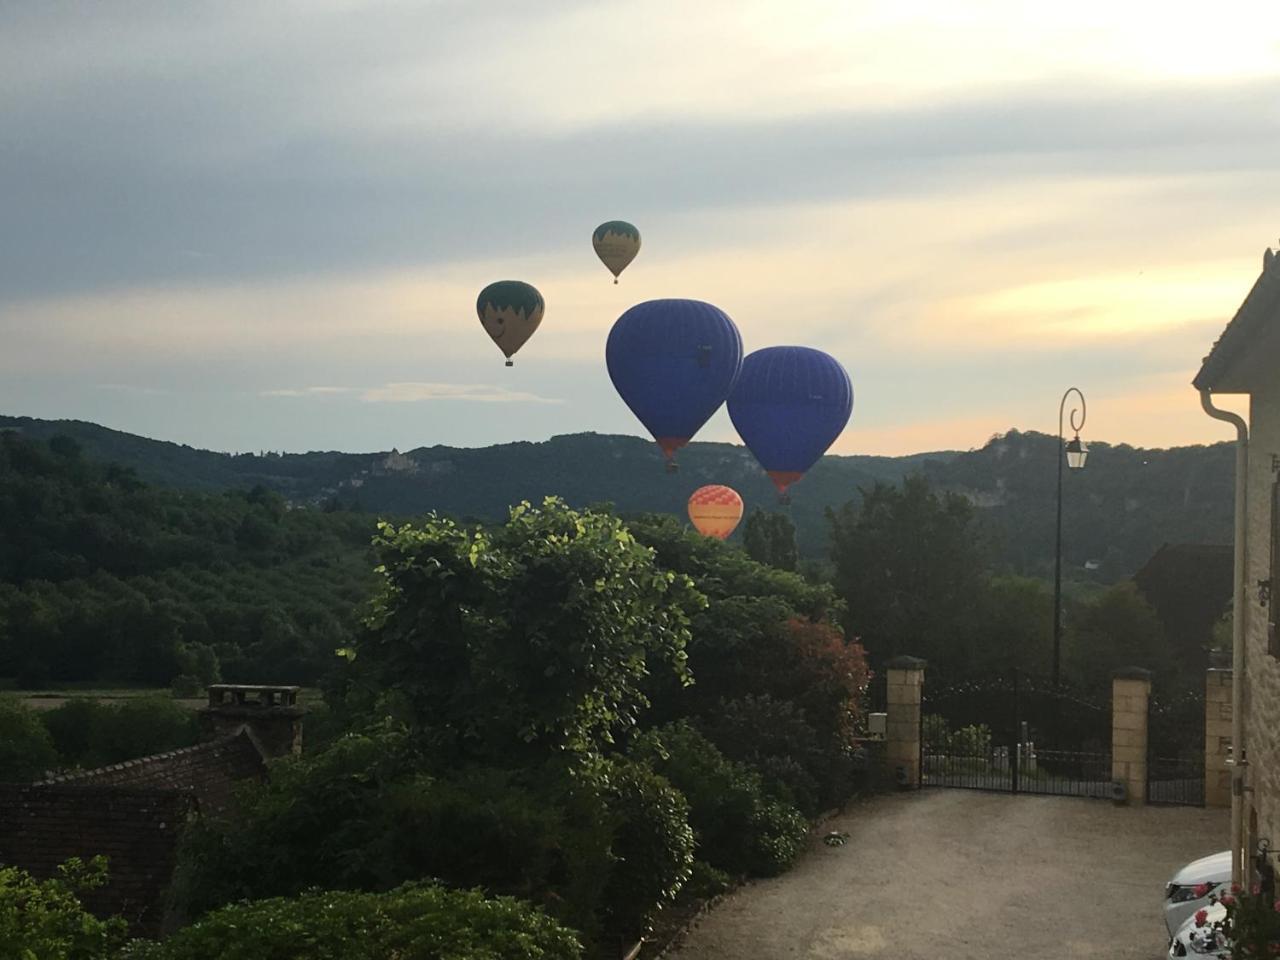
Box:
(1065, 435, 1087, 470)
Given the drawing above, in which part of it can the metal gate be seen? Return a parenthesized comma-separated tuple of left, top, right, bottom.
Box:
(1148, 689, 1205, 806)
(921, 671, 1113, 799)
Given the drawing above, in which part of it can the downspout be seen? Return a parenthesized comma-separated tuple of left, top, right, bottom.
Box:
(1200, 388, 1249, 886)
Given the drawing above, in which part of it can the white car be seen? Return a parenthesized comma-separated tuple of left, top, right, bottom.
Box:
(1164, 851, 1232, 938)
(1168, 901, 1227, 957)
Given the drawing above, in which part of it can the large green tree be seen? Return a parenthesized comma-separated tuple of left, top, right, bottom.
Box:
(828, 475, 988, 675)
(348, 498, 702, 768)
(742, 509, 799, 572)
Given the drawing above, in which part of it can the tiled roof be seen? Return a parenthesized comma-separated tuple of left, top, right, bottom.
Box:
(1194, 248, 1280, 390)
(0, 784, 192, 935)
(36, 728, 267, 819)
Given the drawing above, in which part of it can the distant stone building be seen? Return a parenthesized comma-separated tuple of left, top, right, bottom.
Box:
(0, 684, 302, 934)
(1193, 246, 1280, 879)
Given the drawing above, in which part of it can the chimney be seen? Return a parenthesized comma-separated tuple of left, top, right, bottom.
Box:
(200, 684, 305, 758)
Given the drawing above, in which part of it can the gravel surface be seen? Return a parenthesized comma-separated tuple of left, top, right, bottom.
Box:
(663, 789, 1227, 960)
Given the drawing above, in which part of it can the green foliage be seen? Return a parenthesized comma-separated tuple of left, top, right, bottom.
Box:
(742, 509, 798, 571)
(0, 432, 377, 688)
(124, 882, 582, 960)
(600, 758, 694, 937)
(40, 697, 199, 770)
(829, 475, 988, 674)
(681, 861, 732, 901)
(0, 696, 58, 781)
(1065, 581, 1166, 689)
(353, 499, 701, 767)
(630, 722, 808, 878)
(0, 857, 128, 960)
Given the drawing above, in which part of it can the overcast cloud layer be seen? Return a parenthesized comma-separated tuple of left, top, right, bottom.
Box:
(3, 1, 1277, 455)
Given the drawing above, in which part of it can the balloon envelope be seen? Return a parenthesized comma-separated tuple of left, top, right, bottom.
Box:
(476, 281, 544, 363)
(593, 221, 641, 282)
(606, 299, 743, 463)
(688, 484, 744, 539)
(728, 346, 853, 496)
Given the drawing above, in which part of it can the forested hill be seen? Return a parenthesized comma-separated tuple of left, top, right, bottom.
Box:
(0, 415, 1235, 582)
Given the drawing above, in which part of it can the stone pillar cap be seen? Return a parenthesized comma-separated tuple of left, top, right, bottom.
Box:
(1112, 666, 1152, 681)
(886, 656, 928, 670)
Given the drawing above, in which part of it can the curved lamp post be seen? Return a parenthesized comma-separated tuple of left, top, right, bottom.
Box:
(1053, 388, 1087, 686)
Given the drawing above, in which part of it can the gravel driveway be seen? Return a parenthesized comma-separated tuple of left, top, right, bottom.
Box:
(663, 790, 1227, 960)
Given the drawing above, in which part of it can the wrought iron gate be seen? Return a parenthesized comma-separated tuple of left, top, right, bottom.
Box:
(1148, 689, 1205, 806)
(921, 671, 1113, 799)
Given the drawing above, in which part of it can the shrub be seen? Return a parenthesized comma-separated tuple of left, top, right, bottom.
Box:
(599, 758, 694, 937)
(41, 697, 199, 770)
(630, 722, 808, 877)
(169, 674, 203, 698)
(702, 694, 846, 816)
(0, 695, 58, 781)
(681, 861, 732, 902)
(0, 857, 128, 960)
(123, 883, 582, 960)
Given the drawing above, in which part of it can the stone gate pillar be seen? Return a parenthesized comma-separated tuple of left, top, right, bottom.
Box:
(1112, 667, 1152, 805)
(1205, 668, 1233, 808)
(885, 656, 926, 789)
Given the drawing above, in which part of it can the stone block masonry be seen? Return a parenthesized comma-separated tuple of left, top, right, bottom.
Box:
(1111, 669, 1151, 805)
(1206, 668, 1233, 808)
(885, 656, 926, 789)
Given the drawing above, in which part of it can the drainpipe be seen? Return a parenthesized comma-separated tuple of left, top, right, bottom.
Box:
(1200, 388, 1248, 886)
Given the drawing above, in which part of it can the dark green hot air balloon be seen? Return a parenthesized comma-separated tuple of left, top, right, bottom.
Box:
(593, 221, 641, 283)
(476, 280, 545, 366)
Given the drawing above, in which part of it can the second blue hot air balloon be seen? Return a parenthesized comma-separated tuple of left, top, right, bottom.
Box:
(606, 299, 742, 470)
(728, 346, 853, 499)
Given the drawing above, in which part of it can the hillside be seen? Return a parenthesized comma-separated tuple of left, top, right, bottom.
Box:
(0, 415, 1236, 582)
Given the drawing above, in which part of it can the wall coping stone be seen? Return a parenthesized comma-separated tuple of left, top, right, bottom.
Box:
(1112, 666, 1153, 680)
(886, 655, 928, 670)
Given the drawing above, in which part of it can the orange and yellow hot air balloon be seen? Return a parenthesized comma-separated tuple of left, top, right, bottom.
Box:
(687, 484, 744, 540)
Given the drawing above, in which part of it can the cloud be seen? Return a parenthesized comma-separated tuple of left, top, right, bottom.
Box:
(260, 386, 357, 397)
(261, 382, 563, 404)
(358, 382, 563, 405)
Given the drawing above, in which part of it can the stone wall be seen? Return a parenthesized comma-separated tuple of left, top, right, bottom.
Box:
(885, 657, 925, 789)
(1111, 669, 1150, 805)
(1206, 668, 1233, 808)
(1246, 381, 1280, 855)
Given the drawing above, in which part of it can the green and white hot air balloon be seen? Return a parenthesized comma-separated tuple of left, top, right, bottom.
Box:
(476, 280, 544, 367)
(592, 220, 641, 283)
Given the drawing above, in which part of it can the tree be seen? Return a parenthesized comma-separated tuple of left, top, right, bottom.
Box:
(827, 475, 988, 675)
(0, 696, 58, 781)
(742, 509, 798, 571)
(1065, 581, 1167, 691)
(349, 498, 702, 768)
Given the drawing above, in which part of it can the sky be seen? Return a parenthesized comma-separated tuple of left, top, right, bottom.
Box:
(2, 0, 1277, 457)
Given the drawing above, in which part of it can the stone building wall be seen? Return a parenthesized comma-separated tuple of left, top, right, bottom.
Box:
(1246, 380, 1280, 854)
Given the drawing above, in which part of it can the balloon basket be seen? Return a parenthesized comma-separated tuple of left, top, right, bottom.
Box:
(665, 461, 679, 474)
(504, 360, 513, 367)
(777, 492, 792, 506)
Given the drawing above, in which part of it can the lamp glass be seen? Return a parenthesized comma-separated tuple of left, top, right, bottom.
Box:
(1065, 436, 1087, 470)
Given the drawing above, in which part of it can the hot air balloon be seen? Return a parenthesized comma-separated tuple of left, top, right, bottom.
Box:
(593, 221, 641, 283)
(688, 484, 744, 539)
(728, 346, 853, 501)
(476, 281, 544, 366)
(606, 299, 742, 471)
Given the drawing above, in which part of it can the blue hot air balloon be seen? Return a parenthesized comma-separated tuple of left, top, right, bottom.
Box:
(606, 299, 743, 470)
(728, 346, 853, 500)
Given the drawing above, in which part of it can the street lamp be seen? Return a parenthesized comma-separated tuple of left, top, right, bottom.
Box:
(1053, 388, 1087, 686)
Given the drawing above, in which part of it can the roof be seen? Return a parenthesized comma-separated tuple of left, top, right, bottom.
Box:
(0, 784, 193, 935)
(36, 728, 267, 819)
(1194, 248, 1280, 390)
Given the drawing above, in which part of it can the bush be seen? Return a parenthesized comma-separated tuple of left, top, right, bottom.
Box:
(41, 697, 199, 769)
(0, 857, 128, 960)
(123, 882, 582, 960)
(169, 674, 203, 698)
(0, 695, 58, 781)
(702, 694, 848, 816)
(600, 758, 694, 937)
(630, 722, 808, 877)
(680, 861, 732, 902)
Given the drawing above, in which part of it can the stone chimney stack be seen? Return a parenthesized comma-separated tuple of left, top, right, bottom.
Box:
(200, 684, 305, 758)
